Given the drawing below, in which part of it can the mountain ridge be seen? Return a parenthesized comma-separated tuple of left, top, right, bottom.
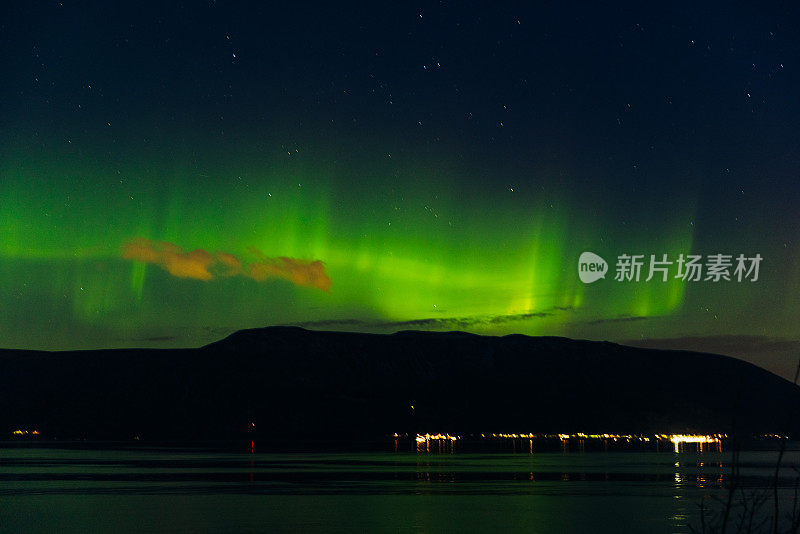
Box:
(1, 327, 798, 441)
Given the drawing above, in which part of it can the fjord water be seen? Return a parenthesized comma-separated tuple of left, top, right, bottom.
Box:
(1, 444, 799, 533)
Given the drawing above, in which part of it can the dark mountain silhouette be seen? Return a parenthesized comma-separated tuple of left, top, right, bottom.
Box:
(1, 327, 799, 441)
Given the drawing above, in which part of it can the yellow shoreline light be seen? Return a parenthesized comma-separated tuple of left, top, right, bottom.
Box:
(11, 429, 39, 436)
(415, 433, 459, 442)
(668, 433, 723, 452)
(397, 432, 735, 448)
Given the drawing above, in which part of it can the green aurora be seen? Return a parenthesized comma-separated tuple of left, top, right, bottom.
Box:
(1, 2, 799, 380)
(0, 140, 794, 360)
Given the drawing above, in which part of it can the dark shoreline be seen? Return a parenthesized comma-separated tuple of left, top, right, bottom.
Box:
(4, 327, 800, 442)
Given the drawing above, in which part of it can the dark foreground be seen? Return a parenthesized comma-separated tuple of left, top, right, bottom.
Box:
(3, 327, 800, 441)
(2, 442, 800, 533)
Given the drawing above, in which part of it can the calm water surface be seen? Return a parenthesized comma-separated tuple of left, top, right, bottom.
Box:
(1, 443, 799, 533)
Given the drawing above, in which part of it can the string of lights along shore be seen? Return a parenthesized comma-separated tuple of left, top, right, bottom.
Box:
(0, 2, 798, 378)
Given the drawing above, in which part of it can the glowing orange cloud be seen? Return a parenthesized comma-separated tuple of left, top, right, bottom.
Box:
(123, 238, 215, 281)
(122, 238, 331, 291)
(246, 248, 332, 292)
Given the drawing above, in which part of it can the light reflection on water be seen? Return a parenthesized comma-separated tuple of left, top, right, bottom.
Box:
(0, 444, 798, 533)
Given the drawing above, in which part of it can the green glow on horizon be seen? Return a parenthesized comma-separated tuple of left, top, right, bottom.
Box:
(0, 144, 791, 351)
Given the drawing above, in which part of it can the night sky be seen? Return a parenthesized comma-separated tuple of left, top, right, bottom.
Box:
(1, 2, 799, 378)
